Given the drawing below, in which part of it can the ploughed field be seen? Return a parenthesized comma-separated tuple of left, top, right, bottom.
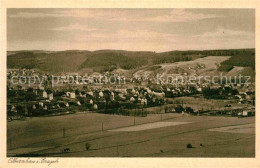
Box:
(7, 113, 255, 157)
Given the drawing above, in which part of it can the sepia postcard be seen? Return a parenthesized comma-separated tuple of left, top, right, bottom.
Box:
(0, 0, 259, 168)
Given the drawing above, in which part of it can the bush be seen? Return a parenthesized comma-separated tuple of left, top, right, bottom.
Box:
(186, 144, 193, 148)
(217, 64, 234, 72)
(85, 143, 91, 150)
(175, 105, 184, 113)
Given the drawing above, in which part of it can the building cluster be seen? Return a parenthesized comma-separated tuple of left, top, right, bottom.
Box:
(7, 68, 255, 118)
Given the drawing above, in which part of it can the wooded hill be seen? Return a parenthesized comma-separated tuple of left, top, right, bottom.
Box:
(7, 49, 255, 74)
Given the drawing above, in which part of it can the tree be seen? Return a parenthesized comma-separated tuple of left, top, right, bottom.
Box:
(17, 85, 22, 90)
(7, 89, 16, 97)
(16, 105, 25, 116)
(185, 107, 194, 113)
(175, 105, 184, 113)
(74, 89, 79, 95)
(27, 87, 34, 92)
(46, 88, 53, 94)
(81, 91, 86, 95)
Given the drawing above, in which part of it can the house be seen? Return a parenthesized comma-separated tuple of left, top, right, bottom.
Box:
(66, 92, 76, 99)
(151, 91, 165, 98)
(99, 91, 104, 97)
(141, 98, 147, 105)
(145, 87, 152, 94)
(130, 97, 135, 102)
(58, 101, 69, 108)
(241, 107, 255, 117)
(118, 93, 126, 100)
(110, 92, 115, 101)
(48, 93, 53, 100)
(87, 91, 94, 96)
(115, 88, 127, 94)
(10, 105, 17, 112)
(234, 95, 242, 99)
(42, 91, 48, 98)
(39, 86, 45, 90)
(70, 92, 76, 99)
(93, 104, 98, 110)
(33, 89, 38, 96)
(39, 102, 44, 107)
(131, 89, 136, 94)
(65, 102, 70, 107)
(242, 110, 251, 117)
(196, 87, 202, 92)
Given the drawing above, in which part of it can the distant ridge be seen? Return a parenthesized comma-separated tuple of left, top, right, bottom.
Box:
(7, 49, 255, 79)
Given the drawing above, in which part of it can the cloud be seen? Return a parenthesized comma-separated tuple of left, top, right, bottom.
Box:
(146, 9, 221, 22)
(7, 9, 254, 51)
(51, 23, 97, 32)
(8, 12, 64, 18)
(183, 28, 255, 50)
(8, 9, 221, 22)
(74, 29, 178, 43)
(8, 10, 94, 18)
(115, 30, 177, 40)
(204, 28, 254, 37)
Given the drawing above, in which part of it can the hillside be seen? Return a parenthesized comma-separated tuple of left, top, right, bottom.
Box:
(134, 56, 231, 81)
(7, 49, 255, 80)
(7, 50, 197, 73)
(7, 51, 91, 73)
(219, 55, 255, 70)
(7, 52, 39, 69)
(79, 52, 153, 72)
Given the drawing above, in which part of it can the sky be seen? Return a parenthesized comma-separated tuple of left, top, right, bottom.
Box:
(7, 8, 255, 52)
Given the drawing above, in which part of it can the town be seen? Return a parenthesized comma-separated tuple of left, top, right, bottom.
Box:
(7, 68, 255, 121)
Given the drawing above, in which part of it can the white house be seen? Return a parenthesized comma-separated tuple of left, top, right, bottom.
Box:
(152, 91, 165, 98)
(130, 97, 135, 102)
(93, 104, 98, 110)
(141, 98, 147, 105)
(48, 93, 53, 100)
(42, 91, 48, 98)
(65, 102, 70, 107)
(111, 92, 115, 101)
(39, 102, 44, 107)
(90, 99, 93, 104)
(87, 91, 94, 96)
(99, 91, 104, 97)
(66, 92, 76, 99)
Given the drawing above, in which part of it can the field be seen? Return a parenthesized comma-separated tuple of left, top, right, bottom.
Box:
(7, 112, 255, 157)
(134, 56, 231, 79)
(170, 96, 249, 111)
